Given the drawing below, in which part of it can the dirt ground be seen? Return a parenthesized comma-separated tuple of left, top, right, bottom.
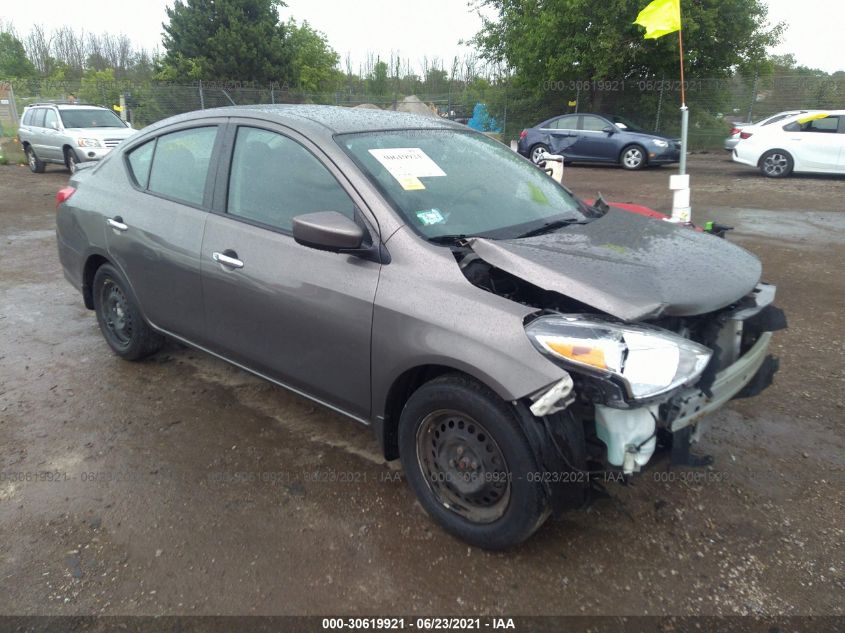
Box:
(0, 154, 843, 618)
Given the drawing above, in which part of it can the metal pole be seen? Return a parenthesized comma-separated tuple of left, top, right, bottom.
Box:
(679, 105, 689, 175)
(655, 74, 665, 132)
(747, 68, 758, 124)
(198, 79, 205, 110)
(8, 83, 19, 125)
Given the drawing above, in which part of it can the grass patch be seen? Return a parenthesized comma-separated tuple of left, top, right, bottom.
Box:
(0, 137, 27, 165)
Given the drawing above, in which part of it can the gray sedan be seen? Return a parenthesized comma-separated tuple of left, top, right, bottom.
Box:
(56, 105, 784, 548)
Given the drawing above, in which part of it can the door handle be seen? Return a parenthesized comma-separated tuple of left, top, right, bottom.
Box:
(212, 251, 244, 269)
(107, 216, 128, 231)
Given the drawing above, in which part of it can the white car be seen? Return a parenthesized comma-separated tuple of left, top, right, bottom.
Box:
(723, 110, 810, 152)
(732, 110, 845, 177)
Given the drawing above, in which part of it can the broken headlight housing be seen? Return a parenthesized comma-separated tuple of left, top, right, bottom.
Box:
(525, 315, 712, 401)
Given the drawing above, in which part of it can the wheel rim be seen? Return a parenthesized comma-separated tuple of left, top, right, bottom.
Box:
(623, 148, 643, 168)
(100, 279, 133, 347)
(27, 149, 36, 169)
(415, 409, 511, 524)
(68, 154, 77, 173)
(763, 153, 788, 176)
(531, 146, 547, 164)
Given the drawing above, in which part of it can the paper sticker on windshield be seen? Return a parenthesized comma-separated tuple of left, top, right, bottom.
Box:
(368, 148, 446, 187)
(398, 176, 425, 190)
(416, 208, 445, 226)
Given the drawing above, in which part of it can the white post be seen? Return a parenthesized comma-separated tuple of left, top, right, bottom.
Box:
(670, 105, 691, 223)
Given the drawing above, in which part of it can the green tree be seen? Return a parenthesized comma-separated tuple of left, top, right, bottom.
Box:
(368, 59, 389, 97)
(161, 0, 292, 82)
(0, 31, 37, 78)
(472, 0, 783, 107)
(286, 19, 340, 94)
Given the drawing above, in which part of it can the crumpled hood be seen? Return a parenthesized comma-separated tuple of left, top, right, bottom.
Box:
(468, 209, 762, 322)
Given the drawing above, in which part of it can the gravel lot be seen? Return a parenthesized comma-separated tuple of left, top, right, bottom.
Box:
(0, 154, 843, 618)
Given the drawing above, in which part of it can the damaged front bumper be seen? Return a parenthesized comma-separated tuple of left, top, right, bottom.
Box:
(666, 331, 773, 432)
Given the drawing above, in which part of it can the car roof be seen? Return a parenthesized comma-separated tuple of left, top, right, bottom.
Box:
(25, 103, 111, 111)
(145, 104, 464, 137)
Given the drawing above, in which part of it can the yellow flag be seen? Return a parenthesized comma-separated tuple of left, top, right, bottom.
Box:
(634, 0, 681, 39)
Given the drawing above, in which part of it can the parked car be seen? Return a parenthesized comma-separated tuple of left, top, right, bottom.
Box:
(732, 110, 845, 177)
(723, 110, 810, 151)
(18, 102, 135, 174)
(56, 105, 784, 549)
(517, 113, 680, 169)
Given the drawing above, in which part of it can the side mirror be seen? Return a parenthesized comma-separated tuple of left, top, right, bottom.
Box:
(293, 211, 364, 252)
(602, 126, 615, 135)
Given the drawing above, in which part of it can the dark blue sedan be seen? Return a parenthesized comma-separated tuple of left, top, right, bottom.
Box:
(517, 113, 680, 170)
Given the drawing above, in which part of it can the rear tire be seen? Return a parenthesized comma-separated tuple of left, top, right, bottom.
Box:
(530, 143, 551, 165)
(620, 145, 646, 170)
(759, 150, 793, 178)
(92, 263, 164, 360)
(398, 374, 548, 549)
(26, 146, 45, 173)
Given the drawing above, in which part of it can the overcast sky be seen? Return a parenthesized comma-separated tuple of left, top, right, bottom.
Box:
(2, 0, 842, 74)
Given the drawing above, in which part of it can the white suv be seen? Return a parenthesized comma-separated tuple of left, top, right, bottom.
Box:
(18, 103, 136, 174)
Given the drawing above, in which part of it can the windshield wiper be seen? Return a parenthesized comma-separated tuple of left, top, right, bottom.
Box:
(427, 234, 476, 245)
(514, 217, 585, 239)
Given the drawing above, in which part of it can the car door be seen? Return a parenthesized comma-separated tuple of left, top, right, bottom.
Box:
(28, 108, 48, 158)
(41, 108, 63, 161)
(105, 123, 223, 341)
(200, 123, 380, 419)
(573, 115, 619, 162)
(789, 115, 842, 172)
(542, 114, 579, 156)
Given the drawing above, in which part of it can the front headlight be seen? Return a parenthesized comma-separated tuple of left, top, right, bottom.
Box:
(77, 138, 102, 148)
(651, 139, 669, 148)
(525, 315, 712, 401)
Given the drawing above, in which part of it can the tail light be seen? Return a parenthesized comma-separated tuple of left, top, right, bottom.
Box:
(729, 127, 741, 136)
(519, 130, 527, 140)
(739, 131, 753, 140)
(56, 186, 76, 209)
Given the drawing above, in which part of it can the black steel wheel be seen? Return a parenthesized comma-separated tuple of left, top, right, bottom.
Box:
(399, 374, 547, 549)
(416, 409, 511, 524)
(92, 263, 164, 360)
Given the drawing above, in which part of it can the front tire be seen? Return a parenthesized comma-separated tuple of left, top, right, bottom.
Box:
(620, 145, 646, 170)
(26, 146, 46, 173)
(399, 374, 548, 549)
(92, 264, 164, 360)
(65, 148, 79, 174)
(759, 150, 793, 178)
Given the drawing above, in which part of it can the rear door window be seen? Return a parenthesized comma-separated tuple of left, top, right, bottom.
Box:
(548, 115, 578, 130)
(32, 108, 46, 128)
(147, 127, 218, 207)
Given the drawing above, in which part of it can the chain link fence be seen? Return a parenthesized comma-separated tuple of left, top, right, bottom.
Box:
(3, 73, 844, 150)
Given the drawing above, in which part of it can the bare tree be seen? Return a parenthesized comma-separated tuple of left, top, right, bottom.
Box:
(25, 24, 53, 75)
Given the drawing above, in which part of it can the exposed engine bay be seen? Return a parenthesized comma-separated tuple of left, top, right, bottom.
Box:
(453, 244, 787, 483)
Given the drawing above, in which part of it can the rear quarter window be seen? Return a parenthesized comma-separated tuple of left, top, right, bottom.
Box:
(126, 140, 155, 189)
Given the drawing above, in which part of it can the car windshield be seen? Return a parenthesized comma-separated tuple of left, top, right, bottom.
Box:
(610, 116, 646, 133)
(337, 129, 592, 241)
(59, 108, 125, 128)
